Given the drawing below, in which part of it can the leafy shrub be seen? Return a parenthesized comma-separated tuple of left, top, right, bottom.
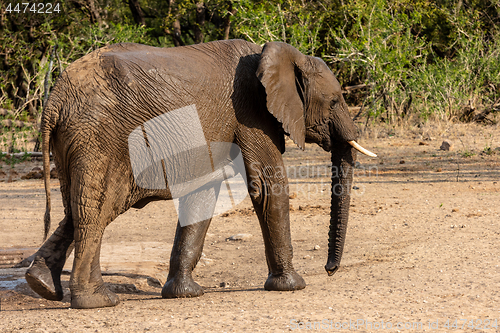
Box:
(328, 0, 500, 123)
(233, 0, 324, 55)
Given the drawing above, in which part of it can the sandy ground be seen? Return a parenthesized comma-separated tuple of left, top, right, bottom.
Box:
(1, 123, 500, 332)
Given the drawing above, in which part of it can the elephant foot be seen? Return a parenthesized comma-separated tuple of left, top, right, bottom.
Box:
(25, 256, 63, 301)
(264, 271, 306, 291)
(71, 284, 120, 309)
(161, 276, 204, 299)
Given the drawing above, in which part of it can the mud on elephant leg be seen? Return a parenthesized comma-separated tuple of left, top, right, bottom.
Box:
(70, 225, 119, 309)
(161, 219, 211, 298)
(249, 168, 306, 292)
(162, 188, 217, 299)
(254, 194, 306, 291)
(25, 215, 74, 301)
(69, 185, 122, 309)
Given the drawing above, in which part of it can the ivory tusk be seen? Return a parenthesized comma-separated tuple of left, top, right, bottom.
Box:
(348, 140, 377, 157)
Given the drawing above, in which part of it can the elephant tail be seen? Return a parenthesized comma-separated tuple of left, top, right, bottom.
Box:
(42, 116, 52, 241)
(41, 101, 59, 241)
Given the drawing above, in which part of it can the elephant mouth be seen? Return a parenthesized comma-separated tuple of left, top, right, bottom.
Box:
(327, 120, 376, 157)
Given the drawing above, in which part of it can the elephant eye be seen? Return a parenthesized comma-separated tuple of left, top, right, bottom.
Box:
(329, 99, 338, 108)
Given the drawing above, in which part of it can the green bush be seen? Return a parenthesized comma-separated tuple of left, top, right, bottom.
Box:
(328, 0, 429, 122)
(328, 0, 500, 122)
(233, 0, 324, 55)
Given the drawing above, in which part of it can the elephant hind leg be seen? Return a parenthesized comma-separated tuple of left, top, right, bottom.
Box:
(69, 204, 120, 309)
(70, 228, 119, 309)
(25, 215, 74, 301)
(25, 173, 75, 301)
(68, 174, 126, 309)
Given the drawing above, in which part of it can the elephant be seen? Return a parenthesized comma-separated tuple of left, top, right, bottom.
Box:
(25, 39, 376, 309)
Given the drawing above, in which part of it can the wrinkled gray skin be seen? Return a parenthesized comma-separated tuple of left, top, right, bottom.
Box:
(26, 40, 360, 309)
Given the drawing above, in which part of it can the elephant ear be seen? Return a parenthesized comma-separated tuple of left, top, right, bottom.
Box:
(256, 42, 307, 150)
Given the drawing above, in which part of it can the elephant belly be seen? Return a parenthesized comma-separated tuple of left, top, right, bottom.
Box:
(131, 195, 170, 209)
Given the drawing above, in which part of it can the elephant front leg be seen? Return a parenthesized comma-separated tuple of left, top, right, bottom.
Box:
(248, 164, 306, 292)
(162, 187, 217, 298)
(161, 219, 211, 298)
(25, 215, 74, 301)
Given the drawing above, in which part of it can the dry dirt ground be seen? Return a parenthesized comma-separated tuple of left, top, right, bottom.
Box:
(0, 123, 499, 332)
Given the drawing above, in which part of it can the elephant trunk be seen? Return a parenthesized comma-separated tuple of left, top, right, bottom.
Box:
(325, 144, 356, 276)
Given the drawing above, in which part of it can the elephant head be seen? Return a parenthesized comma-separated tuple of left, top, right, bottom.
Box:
(256, 42, 376, 276)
